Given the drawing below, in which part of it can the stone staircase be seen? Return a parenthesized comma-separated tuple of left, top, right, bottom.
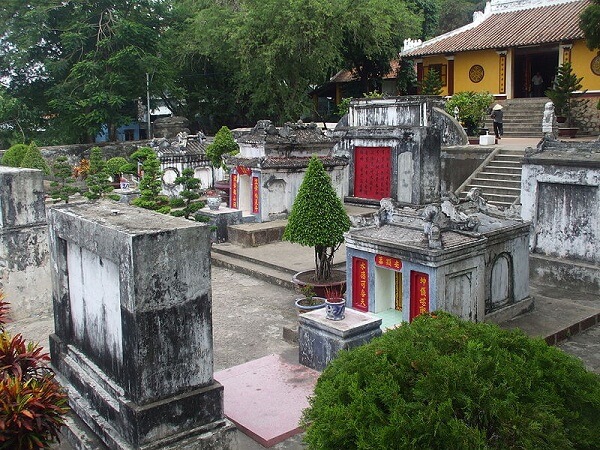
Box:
(456, 147, 524, 208)
(483, 97, 548, 137)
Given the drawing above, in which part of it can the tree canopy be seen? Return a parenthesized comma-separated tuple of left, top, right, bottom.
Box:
(580, 0, 600, 50)
(0, 0, 479, 146)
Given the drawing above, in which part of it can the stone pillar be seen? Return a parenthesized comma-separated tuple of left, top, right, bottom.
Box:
(298, 308, 382, 371)
(48, 201, 235, 449)
(0, 167, 51, 320)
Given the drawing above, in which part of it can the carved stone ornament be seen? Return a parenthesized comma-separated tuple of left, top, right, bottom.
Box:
(469, 65, 484, 83)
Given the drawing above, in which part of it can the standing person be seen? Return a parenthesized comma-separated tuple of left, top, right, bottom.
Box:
(532, 72, 544, 97)
(491, 104, 504, 140)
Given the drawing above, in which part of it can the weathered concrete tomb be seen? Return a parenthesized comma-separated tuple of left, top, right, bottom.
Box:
(345, 196, 533, 324)
(48, 201, 236, 449)
(333, 95, 467, 204)
(227, 120, 348, 222)
(522, 137, 600, 294)
(0, 167, 51, 320)
(340, 97, 532, 326)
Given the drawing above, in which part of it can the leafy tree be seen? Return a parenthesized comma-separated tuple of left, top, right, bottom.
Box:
(283, 156, 351, 281)
(105, 157, 129, 182)
(436, 0, 486, 35)
(0, 1, 174, 143)
(205, 126, 239, 170)
(88, 147, 106, 176)
(338, 0, 422, 95)
(545, 62, 585, 127)
(580, 0, 600, 50)
(445, 91, 494, 135)
(421, 68, 443, 95)
(1, 143, 29, 168)
(50, 157, 79, 203)
(83, 146, 113, 200)
(131, 147, 169, 212)
(171, 168, 205, 219)
(302, 312, 600, 450)
(20, 143, 50, 175)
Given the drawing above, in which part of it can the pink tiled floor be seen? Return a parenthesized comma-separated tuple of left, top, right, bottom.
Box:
(214, 353, 319, 447)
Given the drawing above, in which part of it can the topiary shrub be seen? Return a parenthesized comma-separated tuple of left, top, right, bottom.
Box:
(301, 312, 600, 450)
(283, 155, 350, 281)
(205, 126, 239, 172)
(19, 143, 50, 175)
(0, 293, 69, 449)
(1, 143, 29, 167)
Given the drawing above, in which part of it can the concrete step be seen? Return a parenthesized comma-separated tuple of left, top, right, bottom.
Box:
(466, 184, 521, 195)
(478, 173, 522, 182)
(471, 177, 522, 188)
(484, 166, 522, 174)
(227, 220, 287, 247)
(211, 251, 296, 290)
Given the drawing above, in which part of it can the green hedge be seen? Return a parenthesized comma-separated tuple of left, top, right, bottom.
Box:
(302, 312, 600, 449)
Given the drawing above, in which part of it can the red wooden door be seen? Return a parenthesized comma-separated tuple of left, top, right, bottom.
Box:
(410, 271, 429, 321)
(352, 257, 369, 312)
(354, 146, 392, 200)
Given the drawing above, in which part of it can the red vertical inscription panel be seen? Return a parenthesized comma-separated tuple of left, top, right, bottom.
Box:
(410, 271, 429, 321)
(252, 176, 259, 213)
(352, 257, 369, 312)
(354, 147, 392, 200)
(230, 173, 238, 209)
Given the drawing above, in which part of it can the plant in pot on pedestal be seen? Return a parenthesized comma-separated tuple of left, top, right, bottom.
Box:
(284, 155, 351, 300)
(295, 284, 326, 314)
(545, 62, 585, 137)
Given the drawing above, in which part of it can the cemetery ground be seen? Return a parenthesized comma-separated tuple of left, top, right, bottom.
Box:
(7, 240, 600, 450)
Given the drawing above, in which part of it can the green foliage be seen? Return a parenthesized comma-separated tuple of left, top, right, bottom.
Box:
(580, 0, 600, 50)
(131, 147, 168, 211)
(105, 157, 129, 179)
(420, 68, 443, 95)
(396, 58, 418, 95)
(205, 126, 239, 170)
(169, 197, 186, 208)
(336, 98, 353, 118)
(19, 143, 50, 175)
(302, 312, 600, 450)
(50, 157, 79, 203)
(0, 1, 174, 143)
(88, 147, 105, 175)
(545, 63, 585, 126)
(0, 293, 69, 449)
(1, 143, 29, 167)
(171, 168, 205, 219)
(445, 91, 494, 135)
(283, 156, 350, 281)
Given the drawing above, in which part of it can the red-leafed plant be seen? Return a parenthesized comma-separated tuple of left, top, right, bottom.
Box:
(0, 293, 69, 449)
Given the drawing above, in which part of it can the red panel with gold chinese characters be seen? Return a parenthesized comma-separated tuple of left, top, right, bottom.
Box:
(352, 257, 369, 312)
(230, 173, 238, 209)
(375, 254, 402, 271)
(354, 147, 391, 200)
(410, 271, 429, 321)
(252, 176, 259, 213)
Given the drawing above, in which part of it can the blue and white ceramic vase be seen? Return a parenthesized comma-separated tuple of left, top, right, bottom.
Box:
(325, 298, 346, 321)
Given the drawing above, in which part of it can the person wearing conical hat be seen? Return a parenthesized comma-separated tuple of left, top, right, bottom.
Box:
(491, 104, 503, 140)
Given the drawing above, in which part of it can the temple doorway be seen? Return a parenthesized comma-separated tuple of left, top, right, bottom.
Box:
(514, 47, 559, 98)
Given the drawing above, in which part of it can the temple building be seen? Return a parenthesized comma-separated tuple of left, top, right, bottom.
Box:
(400, 0, 600, 101)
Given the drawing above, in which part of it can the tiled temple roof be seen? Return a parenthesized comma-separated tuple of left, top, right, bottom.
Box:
(401, 0, 590, 58)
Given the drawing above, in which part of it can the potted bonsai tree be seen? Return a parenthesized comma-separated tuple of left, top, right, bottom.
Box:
(283, 155, 351, 297)
(294, 284, 326, 314)
(545, 62, 585, 137)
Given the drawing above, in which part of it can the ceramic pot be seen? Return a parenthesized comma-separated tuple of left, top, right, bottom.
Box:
(325, 298, 346, 321)
(295, 297, 326, 314)
(206, 196, 221, 210)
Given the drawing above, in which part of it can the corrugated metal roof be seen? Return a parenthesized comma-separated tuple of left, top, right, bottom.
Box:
(402, 0, 590, 57)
